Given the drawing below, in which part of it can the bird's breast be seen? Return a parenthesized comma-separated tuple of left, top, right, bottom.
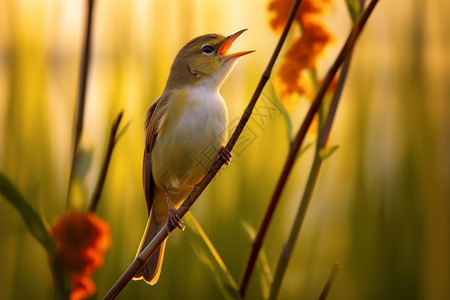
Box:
(152, 87, 228, 192)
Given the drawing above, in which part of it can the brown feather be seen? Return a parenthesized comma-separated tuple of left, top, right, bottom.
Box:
(135, 93, 171, 284)
(133, 210, 166, 285)
(142, 93, 170, 215)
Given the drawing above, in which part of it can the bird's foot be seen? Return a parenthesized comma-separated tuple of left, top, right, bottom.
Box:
(164, 188, 185, 233)
(167, 208, 185, 232)
(219, 147, 232, 165)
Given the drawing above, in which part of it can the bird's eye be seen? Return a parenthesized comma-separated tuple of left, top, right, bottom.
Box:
(201, 44, 214, 55)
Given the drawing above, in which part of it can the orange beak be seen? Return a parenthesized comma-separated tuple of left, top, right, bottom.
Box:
(218, 29, 254, 59)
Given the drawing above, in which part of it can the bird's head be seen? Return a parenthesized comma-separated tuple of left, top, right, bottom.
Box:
(165, 29, 254, 91)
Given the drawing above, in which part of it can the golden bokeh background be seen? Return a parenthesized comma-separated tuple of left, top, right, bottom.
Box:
(1, 0, 449, 299)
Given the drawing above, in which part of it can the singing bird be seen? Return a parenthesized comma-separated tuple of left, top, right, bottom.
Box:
(134, 29, 253, 284)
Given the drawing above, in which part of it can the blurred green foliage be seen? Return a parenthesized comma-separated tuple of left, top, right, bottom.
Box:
(0, 174, 55, 253)
(0, 1, 449, 299)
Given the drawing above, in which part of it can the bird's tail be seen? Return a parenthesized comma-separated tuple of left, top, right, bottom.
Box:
(133, 210, 166, 285)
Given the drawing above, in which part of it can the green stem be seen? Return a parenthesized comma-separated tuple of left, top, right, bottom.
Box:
(269, 154, 322, 300)
(51, 260, 71, 300)
(318, 262, 341, 300)
(240, 0, 378, 296)
(268, 1, 377, 298)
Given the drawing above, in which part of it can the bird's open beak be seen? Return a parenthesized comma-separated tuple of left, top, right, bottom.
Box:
(218, 29, 254, 59)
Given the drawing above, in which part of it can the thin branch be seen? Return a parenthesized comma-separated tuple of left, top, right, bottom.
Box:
(317, 44, 354, 149)
(318, 0, 366, 148)
(318, 262, 341, 300)
(102, 0, 304, 298)
(268, 153, 322, 300)
(267, 2, 377, 299)
(89, 111, 124, 213)
(240, 0, 379, 297)
(66, 0, 96, 209)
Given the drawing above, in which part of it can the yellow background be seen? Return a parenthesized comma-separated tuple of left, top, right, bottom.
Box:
(0, 0, 449, 299)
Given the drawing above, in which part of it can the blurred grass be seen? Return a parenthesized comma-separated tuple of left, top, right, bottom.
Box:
(1, 0, 449, 299)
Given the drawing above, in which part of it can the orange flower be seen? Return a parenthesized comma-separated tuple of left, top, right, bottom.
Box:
(298, 0, 332, 16)
(52, 212, 111, 253)
(268, 0, 335, 100)
(268, 0, 293, 32)
(51, 212, 111, 299)
(70, 275, 96, 300)
(278, 59, 313, 98)
(268, 0, 332, 32)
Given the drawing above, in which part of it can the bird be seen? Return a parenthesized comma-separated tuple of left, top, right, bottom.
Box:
(133, 29, 253, 285)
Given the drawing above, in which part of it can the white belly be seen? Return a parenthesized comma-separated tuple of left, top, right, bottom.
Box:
(152, 87, 228, 193)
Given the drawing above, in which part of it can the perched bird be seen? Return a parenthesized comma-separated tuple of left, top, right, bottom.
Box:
(134, 29, 253, 285)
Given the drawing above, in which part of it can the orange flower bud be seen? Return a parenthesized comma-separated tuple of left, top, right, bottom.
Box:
(268, 0, 335, 102)
(50, 212, 111, 299)
(70, 275, 96, 300)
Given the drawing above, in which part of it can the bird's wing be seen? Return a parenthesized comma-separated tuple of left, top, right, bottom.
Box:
(142, 93, 170, 215)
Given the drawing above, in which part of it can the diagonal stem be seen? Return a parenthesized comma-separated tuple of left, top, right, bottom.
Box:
(240, 0, 379, 297)
(268, 1, 377, 299)
(318, 262, 341, 300)
(89, 111, 124, 213)
(268, 153, 322, 300)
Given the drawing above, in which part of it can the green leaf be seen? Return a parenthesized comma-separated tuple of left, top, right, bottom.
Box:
(345, 0, 360, 23)
(318, 145, 340, 161)
(242, 222, 273, 299)
(297, 141, 314, 159)
(184, 213, 241, 300)
(0, 173, 55, 253)
(263, 81, 293, 142)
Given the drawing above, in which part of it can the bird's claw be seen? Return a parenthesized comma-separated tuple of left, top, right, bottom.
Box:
(219, 147, 232, 165)
(167, 208, 185, 232)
